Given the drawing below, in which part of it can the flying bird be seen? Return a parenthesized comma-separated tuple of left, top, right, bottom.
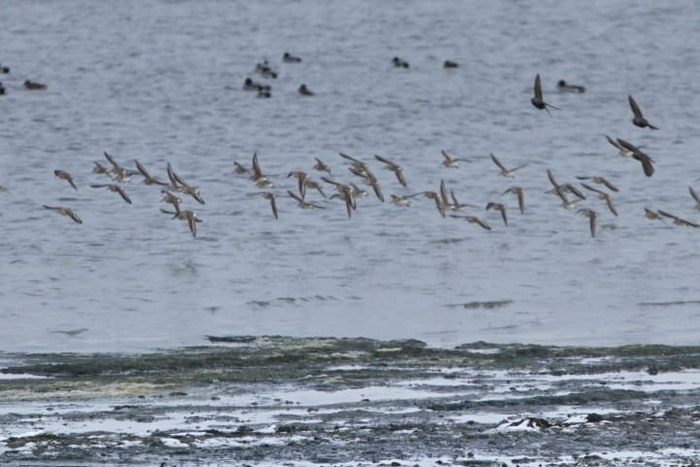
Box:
(628, 95, 658, 130)
(491, 153, 527, 178)
(90, 184, 132, 204)
(54, 170, 77, 190)
(615, 138, 655, 177)
(531, 74, 560, 113)
(577, 209, 598, 237)
(43, 205, 83, 224)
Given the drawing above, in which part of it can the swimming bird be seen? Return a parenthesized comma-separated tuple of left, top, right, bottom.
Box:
(283, 52, 302, 63)
(54, 170, 77, 190)
(557, 80, 585, 93)
(374, 154, 407, 187)
(628, 95, 658, 130)
(450, 214, 491, 231)
(689, 187, 700, 210)
(502, 186, 525, 213)
(575, 176, 619, 192)
(90, 184, 132, 204)
(491, 153, 527, 178)
(580, 183, 618, 216)
(243, 78, 268, 91)
(392, 57, 409, 68)
(24, 80, 47, 90)
(0, 64, 9, 74)
(441, 150, 467, 168)
(615, 138, 655, 177)
(577, 209, 598, 237)
(0, 82, 5, 95)
(257, 88, 271, 98)
(261, 192, 278, 220)
(486, 202, 508, 226)
(233, 162, 249, 174)
(605, 135, 635, 158)
(298, 84, 314, 96)
(443, 60, 459, 68)
(658, 210, 699, 227)
(135, 160, 168, 186)
(531, 74, 560, 113)
(43, 205, 82, 224)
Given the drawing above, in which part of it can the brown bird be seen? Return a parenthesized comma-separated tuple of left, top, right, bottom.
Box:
(576, 176, 619, 192)
(24, 80, 47, 90)
(261, 192, 278, 220)
(313, 158, 332, 175)
(288, 190, 326, 210)
(92, 162, 111, 177)
(90, 184, 132, 204)
(658, 210, 699, 227)
(424, 191, 447, 218)
(339, 152, 369, 175)
(167, 162, 205, 204)
(491, 153, 527, 178)
(135, 160, 168, 186)
(104, 151, 137, 182)
(374, 154, 407, 187)
(577, 209, 598, 237)
(43, 205, 82, 224)
(502, 186, 525, 213)
(605, 135, 635, 158)
(628, 95, 658, 130)
(689, 187, 700, 210)
(486, 202, 508, 226)
(161, 190, 183, 214)
(161, 209, 202, 238)
(554, 186, 583, 209)
(54, 170, 77, 190)
(615, 138, 655, 177)
(440, 150, 467, 168)
(531, 74, 560, 113)
(248, 153, 272, 188)
(450, 214, 491, 231)
(580, 183, 618, 216)
(644, 207, 664, 220)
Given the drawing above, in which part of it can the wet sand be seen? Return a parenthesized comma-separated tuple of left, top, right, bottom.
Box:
(2, 336, 700, 466)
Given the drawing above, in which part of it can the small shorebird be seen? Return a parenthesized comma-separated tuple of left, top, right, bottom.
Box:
(161, 209, 201, 237)
(577, 209, 598, 237)
(450, 214, 491, 231)
(491, 153, 527, 178)
(502, 186, 525, 213)
(104, 151, 137, 182)
(288, 190, 325, 210)
(167, 162, 205, 204)
(644, 208, 664, 220)
(161, 190, 182, 214)
(233, 162, 249, 174)
(449, 190, 475, 211)
(349, 166, 384, 202)
(658, 210, 699, 227)
(43, 205, 82, 224)
(554, 186, 582, 209)
(339, 152, 369, 175)
(689, 187, 700, 210)
(576, 176, 619, 192)
(531, 74, 560, 113)
(424, 191, 447, 218)
(261, 192, 278, 220)
(54, 170, 77, 190)
(298, 84, 314, 96)
(374, 154, 407, 187)
(135, 160, 168, 186)
(486, 202, 508, 226)
(249, 153, 272, 188)
(92, 162, 111, 177)
(628, 95, 658, 130)
(581, 183, 618, 216)
(90, 184, 132, 204)
(390, 193, 422, 207)
(615, 138, 655, 177)
(322, 177, 357, 211)
(557, 80, 585, 93)
(313, 158, 332, 175)
(606, 135, 635, 158)
(440, 150, 467, 168)
(288, 170, 310, 199)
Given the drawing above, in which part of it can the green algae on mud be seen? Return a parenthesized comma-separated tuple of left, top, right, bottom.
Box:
(2, 336, 700, 466)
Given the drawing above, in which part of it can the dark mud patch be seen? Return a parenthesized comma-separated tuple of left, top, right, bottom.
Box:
(2, 336, 700, 466)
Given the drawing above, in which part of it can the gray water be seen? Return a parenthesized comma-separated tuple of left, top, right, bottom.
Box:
(1, 0, 700, 353)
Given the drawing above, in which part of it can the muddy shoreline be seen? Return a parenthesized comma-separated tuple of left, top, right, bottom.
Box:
(1, 336, 700, 466)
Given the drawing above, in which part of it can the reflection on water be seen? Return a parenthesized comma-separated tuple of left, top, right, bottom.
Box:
(1, 0, 700, 352)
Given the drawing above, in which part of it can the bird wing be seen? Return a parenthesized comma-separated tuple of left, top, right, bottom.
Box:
(628, 95, 644, 119)
(533, 74, 543, 101)
(490, 153, 507, 172)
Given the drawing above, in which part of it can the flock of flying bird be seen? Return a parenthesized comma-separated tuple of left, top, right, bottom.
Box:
(13, 59, 700, 239)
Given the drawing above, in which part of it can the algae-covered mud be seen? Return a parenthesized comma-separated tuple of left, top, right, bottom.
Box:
(2, 337, 700, 466)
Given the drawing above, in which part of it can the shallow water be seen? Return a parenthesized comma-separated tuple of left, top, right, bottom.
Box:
(1, 0, 700, 353)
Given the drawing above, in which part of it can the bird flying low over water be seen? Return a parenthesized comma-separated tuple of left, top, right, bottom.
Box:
(606, 135, 634, 158)
(261, 192, 278, 220)
(54, 170, 77, 190)
(531, 74, 560, 113)
(90, 184, 132, 204)
(491, 153, 527, 178)
(43, 205, 82, 224)
(450, 214, 491, 231)
(580, 183, 618, 216)
(575, 176, 619, 192)
(502, 186, 525, 213)
(658, 210, 699, 227)
(135, 160, 168, 186)
(615, 138, 655, 177)
(440, 150, 467, 168)
(374, 154, 407, 187)
(628, 95, 658, 130)
(577, 209, 598, 237)
(690, 187, 700, 210)
(486, 202, 508, 226)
